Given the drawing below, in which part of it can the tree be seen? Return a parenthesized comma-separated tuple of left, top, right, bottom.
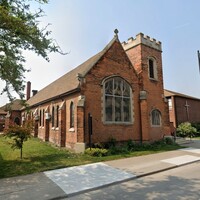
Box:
(4, 119, 33, 159)
(0, 0, 64, 101)
(177, 122, 197, 139)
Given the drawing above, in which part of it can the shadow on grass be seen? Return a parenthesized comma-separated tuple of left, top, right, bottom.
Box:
(0, 136, 183, 179)
(0, 153, 3, 162)
(0, 153, 91, 179)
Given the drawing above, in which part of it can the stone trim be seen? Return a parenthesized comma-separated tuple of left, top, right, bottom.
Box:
(122, 33, 162, 52)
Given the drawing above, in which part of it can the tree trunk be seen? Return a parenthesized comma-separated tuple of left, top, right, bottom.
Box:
(20, 138, 23, 159)
(20, 147, 23, 159)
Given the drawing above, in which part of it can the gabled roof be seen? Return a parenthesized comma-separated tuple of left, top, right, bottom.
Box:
(164, 89, 200, 101)
(26, 36, 119, 107)
(0, 99, 23, 111)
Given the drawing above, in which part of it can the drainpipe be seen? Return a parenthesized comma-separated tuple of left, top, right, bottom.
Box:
(139, 90, 147, 144)
(138, 98, 143, 144)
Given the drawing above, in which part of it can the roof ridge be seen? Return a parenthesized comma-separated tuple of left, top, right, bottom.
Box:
(81, 36, 119, 77)
(26, 36, 118, 107)
(164, 89, 200, 100)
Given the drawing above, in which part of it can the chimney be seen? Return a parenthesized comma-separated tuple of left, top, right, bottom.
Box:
(32, 90, 38, 96)
(26, 81, 31, 100)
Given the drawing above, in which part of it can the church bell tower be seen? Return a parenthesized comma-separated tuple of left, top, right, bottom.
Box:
(122, 33, 170, 141)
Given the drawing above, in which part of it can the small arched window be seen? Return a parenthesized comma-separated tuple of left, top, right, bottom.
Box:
(151, 109, 161, 126)
(39, 109, 42, 126)
(42, 109, 45, 126)
(70, 102, 74, 128)
(103, 76, 132, 123)
(14, 117, 20, 125)
(52, 106, 55, 127)
(148, 58, 157, 80)
(56, 105, 59, 128)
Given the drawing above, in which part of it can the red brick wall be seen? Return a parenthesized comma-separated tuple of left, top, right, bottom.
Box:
(64, 94, 80, 149)
(126, 43, 170, 140)
(22, 36, 171, 150)
(22, 93, 84, 148)
(167, 96, 177, 128)
(81, 40, 141, 144)
(27, 94, 81, 149)
(5, 111, 21, 129)
(174, 96, 200, 126)
(0, 114, 6, 131)
(27, 101, 62, 145)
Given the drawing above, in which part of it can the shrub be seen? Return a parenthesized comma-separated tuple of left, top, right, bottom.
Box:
(125, 140, 155, 151)
(191, 122, 200, 137)
(85, 137, 178, 157)
(84, 148, 108, 157)
(126, 139, 135, 151)
(177, 122, 197, 138)
(104, 137, 117, 149)
(163, 137, 174, 145)
(108, 146, 130, 155)
(93, 142, 104, 149)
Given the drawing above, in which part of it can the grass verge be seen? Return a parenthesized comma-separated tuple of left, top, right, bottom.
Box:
(0, 135, 181, 179)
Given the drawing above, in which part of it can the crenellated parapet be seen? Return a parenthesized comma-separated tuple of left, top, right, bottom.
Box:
(122, 32, 162, 51)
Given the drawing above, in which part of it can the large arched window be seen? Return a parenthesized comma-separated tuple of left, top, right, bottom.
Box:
(103, 77, 132, 123)
(148, 57, 157, 80)
(151, 109, 161, 126)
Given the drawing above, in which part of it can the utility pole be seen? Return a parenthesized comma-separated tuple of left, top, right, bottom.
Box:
(197, 50, 200, 74)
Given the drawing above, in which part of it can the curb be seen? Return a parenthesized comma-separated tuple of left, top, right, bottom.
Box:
(50, 159, 200, 199)
(137, 159, 200, 179)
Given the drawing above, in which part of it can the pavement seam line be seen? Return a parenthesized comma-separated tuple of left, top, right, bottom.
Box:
(55, 159, 200, 199)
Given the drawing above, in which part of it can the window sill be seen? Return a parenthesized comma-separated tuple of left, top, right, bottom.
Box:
(103, 121, 133, 125)
(69, 127, 75, 132)
(151, 125, 162, 127)
(149, 78, 158, 82)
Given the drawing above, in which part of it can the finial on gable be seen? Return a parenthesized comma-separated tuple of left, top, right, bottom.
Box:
(114, 29, 119, 37)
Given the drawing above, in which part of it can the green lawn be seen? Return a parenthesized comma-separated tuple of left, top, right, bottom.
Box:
(0, 135, 181, 179)
(193, 137, 200, 139)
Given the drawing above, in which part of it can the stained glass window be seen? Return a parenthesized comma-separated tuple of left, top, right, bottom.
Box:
(151, 109, 161, 126)
(104, 77, 132, 123)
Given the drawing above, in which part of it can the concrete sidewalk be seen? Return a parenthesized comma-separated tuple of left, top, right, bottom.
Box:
(0, 140, 200, 200)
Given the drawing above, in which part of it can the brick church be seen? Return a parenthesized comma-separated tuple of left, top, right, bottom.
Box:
(20, 31, 170, 152)
(164, 89, 200, 130)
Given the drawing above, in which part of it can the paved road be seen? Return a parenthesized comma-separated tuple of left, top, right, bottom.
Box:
(67, 162, 200, 200)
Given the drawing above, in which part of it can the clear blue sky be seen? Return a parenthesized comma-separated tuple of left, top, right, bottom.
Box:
(1, 0, 200, 105)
